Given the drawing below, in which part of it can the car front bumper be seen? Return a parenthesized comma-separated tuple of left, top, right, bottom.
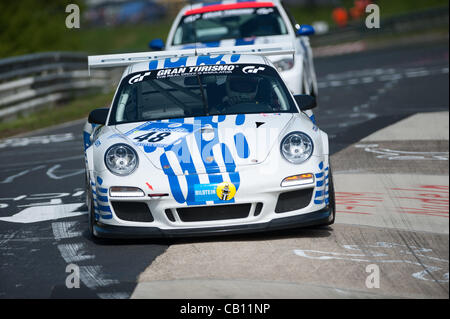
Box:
(93, 206, 332, 239)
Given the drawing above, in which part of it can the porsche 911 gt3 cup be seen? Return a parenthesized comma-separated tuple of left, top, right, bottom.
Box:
(151, 0, 318, 97)
(84, 44, 335, 239)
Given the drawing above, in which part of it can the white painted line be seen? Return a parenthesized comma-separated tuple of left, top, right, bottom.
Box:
(97, 292, 130, 299)
(58, 243, 95, 263)
(293, 242, 448, 283)
(0, 165, 45, 183)
(52, 221, 82, 240)
(0, 133, 75, 149)
(72, 191, 85, 197)
(79, 265, 119, 289)
(0, 203, 86, 223)
(46, 164, 84, 180)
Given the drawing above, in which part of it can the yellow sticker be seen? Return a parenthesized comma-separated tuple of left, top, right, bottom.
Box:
(216, 182, 236, 201)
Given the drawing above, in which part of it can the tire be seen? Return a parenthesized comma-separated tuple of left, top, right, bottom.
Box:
(86, 175, 97, 239)
(316, 166, 336, 227)
(324, 168, 336, 226)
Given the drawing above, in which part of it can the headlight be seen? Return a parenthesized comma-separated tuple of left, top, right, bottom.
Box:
(104, 144, 138, 176)
(280, 132, 314, 164)
(273, 58, 294, 72)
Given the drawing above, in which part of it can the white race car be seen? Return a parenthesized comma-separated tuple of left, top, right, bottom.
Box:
(150, 0, 318, 97)
(84, 44, 335, 239)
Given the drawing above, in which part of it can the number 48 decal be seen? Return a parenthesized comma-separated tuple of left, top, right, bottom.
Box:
(134, 131, 171, 143)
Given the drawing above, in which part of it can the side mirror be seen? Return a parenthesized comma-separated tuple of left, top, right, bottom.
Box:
(149, 38, 165, 51)
(88, 108, 109, 125)
(297, 24, 315, 36)
(294, 94, 317, 111)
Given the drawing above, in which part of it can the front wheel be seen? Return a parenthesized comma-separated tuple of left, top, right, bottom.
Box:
(86, 176, 97, 239)
(324, 168, 336, 225)
(318, 167, 335, 226)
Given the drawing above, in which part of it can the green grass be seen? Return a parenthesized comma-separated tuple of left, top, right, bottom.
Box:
(0, 91, 114, 138)
(0, 0, 172, 58)
(77, 20, 173, 55)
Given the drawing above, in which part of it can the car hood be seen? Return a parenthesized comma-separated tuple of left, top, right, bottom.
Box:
(113, 113, 293, 175)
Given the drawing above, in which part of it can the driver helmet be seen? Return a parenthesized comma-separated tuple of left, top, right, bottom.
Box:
(225, 75, 261, 105)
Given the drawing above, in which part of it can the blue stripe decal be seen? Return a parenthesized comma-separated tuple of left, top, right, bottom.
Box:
(319, 161, 324, 170)
(314, 199, 323, 205)
(98, 205, 111, 212)
(234, 133, 250, 159)
(194, 116, 222, 175)
(97, 195, 108, 202)
(164, 57, 188, 68)
(309, 114, 316, 124)
(98, 187, 108, 194)
(143, 145, 157, 153)
(316, 180, 324, 187)
(235, 114, 245, 125)
(162, 137, 206, 206)
(315, 191, 324, 198)
(159, 115, 242, 206)
(315, 172, 324, 178)
(160, 153, 186, 204)
(96, 176, 103, 185)
(83, 131, 92, 150)
(236, 38, 255, 46)
(149, 60, 158, 70)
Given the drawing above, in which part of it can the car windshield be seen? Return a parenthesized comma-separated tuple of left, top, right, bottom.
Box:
(172, 6, 288, 46)
(109, 64, 297, 125)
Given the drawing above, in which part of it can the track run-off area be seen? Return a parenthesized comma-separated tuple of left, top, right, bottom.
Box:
(0, 41, 448, 299)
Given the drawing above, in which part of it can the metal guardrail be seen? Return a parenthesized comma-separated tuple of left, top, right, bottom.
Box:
(311, 6, 449, 47)
(0, 52, 114, 122)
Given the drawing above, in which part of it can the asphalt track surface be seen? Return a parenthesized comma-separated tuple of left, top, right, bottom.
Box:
(0, 41, 448, 299)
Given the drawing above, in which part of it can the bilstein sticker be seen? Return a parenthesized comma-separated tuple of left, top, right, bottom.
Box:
(194, 182, 237, 202)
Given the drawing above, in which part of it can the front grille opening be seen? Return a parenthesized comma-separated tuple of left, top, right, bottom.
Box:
(177, 204, 251, 222)
(111, 201, 154, 222)
(275, 188, 314, 214)
(254, 202, 263, 216)
(165, 209, 176, 222)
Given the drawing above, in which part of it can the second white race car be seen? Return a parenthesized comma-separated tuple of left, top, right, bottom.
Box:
(151, 0, 318, 97)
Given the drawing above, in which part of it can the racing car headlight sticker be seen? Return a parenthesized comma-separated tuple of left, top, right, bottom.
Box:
(104, 144, 139, 176)
(280, 132, 314, 164)
(273, 58, 294, 72)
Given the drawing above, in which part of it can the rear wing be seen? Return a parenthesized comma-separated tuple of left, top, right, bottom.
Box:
(88, 43, 295, 70)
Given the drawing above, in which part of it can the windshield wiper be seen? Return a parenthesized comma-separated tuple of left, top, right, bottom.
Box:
(196, 74, 209, 116)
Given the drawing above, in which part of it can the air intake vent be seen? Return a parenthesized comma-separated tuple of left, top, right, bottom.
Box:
(165, 209, 176, 222)
(177, 204, 251, 222)
(254, 203, 263, 216)
(112, 201, 153, 222)
(275, 188, 314, 213)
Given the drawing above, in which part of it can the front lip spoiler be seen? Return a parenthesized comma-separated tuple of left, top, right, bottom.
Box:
(93, 207, 331, 239)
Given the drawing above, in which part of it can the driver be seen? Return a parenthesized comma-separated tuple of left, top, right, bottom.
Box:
(223, 75, 261, 106)
(212, 75, 281, 113)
